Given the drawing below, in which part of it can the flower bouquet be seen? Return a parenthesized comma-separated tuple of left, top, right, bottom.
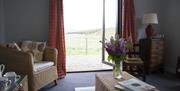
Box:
(104, 35, 132, 79)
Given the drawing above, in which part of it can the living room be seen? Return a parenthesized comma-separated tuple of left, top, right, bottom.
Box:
(0, 0, 180, 91)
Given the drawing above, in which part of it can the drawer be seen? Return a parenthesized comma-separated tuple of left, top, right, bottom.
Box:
(151, 40, 164, 46)
(151, 49, 164, 54)
(151, 45, 164, 50)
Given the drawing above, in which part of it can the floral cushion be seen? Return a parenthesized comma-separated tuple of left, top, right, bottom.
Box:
(21, 41, 46, 63)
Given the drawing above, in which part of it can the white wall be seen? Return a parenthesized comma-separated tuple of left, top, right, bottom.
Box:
(4, 0, 49, 42)
(0, 0, 5, 42)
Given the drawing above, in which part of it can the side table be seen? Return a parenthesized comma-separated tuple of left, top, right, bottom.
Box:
(95, 72, 159, 91)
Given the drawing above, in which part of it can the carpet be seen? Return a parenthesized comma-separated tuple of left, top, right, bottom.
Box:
(75, 86, 95, 91)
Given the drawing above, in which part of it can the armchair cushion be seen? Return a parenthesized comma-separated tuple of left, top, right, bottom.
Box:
(34, 61, 54, 72)
(21, 41, 46, 63)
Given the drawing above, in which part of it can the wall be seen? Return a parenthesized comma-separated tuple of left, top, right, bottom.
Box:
(3, 0, 162, 42)
(135, 0, 161, 34)
(2, 0, 179, 73)
(4, 0, 49, 42)
(0, 0, 5, 42)
(160, 0, 180, 73)
(135, 0, 180, 73)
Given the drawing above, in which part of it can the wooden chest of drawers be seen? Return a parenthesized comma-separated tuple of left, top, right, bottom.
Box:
(140, 38, 165, 73)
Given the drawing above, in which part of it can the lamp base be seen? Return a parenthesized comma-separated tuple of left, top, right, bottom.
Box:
(145, 24, 154, 38)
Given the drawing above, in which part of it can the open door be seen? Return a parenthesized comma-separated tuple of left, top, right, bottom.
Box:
(102, 0, 121, 65)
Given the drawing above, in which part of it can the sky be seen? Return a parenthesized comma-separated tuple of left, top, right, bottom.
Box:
(63, 0, 117, 33)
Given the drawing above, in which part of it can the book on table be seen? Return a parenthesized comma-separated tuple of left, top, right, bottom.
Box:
(116, 78, 156, 91)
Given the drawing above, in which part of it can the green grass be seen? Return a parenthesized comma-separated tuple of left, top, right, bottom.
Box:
(66, 36, 101, 56)
(65, 28, 115, 56)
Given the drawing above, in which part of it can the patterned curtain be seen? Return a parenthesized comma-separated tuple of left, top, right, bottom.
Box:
(121, 0, 136, 43)
(48, 0, 66, 78)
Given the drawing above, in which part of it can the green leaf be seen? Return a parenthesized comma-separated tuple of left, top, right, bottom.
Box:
(108, 55, 112, 61)
(125, 42, 133, 49)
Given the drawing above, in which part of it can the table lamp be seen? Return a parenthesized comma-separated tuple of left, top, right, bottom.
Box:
(142, 13, 158, 38)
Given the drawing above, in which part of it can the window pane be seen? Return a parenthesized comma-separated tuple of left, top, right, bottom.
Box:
(64, 0, 103, 57)
(104, 0, 118, 63)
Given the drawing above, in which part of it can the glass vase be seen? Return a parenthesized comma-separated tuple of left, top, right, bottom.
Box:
(113, 61, 123, 79)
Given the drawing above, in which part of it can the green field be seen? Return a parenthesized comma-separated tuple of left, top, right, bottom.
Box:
(65, 28, 115, 56)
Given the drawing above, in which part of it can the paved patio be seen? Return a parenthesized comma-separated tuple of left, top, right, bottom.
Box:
(66, 56, 112, 72)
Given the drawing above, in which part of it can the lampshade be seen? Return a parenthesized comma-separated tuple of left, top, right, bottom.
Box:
(142, 13, 158, 24)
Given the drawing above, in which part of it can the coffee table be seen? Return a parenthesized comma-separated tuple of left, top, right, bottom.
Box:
(2, 75, 28, 91)
(95, 72, 159, 91)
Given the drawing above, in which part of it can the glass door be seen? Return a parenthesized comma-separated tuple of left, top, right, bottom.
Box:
(102, 0, 121, 65)
(64, 0, 112, 72)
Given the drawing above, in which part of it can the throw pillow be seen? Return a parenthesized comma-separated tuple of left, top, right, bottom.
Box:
(21, 41, 33, 52)
(32, 42, 46, 63)
(7, 42, 21, 51)
(21, 41, 46, 63)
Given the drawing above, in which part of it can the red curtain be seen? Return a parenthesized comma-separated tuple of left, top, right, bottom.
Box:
(48, 0, 66, 78)
(121, 0, 136, 43)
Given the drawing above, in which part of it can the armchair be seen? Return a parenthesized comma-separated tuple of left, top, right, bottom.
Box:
(0, 45, 58, 91)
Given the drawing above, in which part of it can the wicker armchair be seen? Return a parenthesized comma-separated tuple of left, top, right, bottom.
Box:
(0, 46, 58, 91)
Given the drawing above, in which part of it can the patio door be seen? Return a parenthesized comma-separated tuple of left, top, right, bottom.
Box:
(102, 0, 121, 65)
(64, 0, 112, 72)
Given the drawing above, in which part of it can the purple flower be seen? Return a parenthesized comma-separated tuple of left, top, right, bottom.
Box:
(101, 37, 133, 62)
(104, 37, 128, 57)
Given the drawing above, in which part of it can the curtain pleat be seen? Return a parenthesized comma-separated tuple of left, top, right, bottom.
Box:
(48, 0, 66, 78)
(121, 0, 136, 43)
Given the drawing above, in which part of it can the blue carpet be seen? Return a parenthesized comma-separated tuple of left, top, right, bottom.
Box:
(39, 71, 180, 91)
